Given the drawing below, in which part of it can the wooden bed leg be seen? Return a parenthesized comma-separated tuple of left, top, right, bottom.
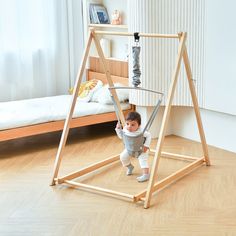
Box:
(50, 31, 93, 186)
(144, 33, 187, 209)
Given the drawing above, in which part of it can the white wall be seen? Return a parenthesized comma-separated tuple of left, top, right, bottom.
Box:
(103, 0, 127, 24)
(137, 106, 173, 138)
(172, 107, 236, 153)
(103, 0, 128, 59)
(155, 0, 236, 153)
(170, 0, 236, 153)
(204, 0, 236, 115)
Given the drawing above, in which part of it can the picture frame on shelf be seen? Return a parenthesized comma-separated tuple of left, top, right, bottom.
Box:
(89, 3, 110, 24)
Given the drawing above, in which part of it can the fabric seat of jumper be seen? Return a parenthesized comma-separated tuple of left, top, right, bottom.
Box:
(122, 132, 145, 156)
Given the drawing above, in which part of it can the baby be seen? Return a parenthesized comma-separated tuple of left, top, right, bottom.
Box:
(115, 111, 151, 182)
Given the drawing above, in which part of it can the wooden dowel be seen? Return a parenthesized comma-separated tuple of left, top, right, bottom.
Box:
(57, 155, 120, 183)
(150, 149, 200, 161)
(94, 30, 180, 38)
(144, 33, 187, 209)
(50, 32, 93, 186)
(161, 152, 201, 161)
(64, 180, 135, 201)
(135, 157, 205, 201)
(182, 45, 211, 166)
(92, 30, 126, 126)
(149, 149, 156, 155)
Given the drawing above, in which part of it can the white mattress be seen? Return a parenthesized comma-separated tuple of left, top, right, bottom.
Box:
(0, 95, 130, 130)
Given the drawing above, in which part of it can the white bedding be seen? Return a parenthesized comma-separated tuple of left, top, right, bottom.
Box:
(0, 95, 130, 130)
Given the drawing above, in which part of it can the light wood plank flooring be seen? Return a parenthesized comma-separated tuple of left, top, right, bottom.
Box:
(0, 122, 236, 236)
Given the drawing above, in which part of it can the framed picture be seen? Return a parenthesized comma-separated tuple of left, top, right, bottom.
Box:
(89, 4, 110, 24)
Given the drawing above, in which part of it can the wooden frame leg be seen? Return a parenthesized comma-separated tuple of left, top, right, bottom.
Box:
(91, 30, 125, 127)
(50, 31, 93, 185)
(182, 46, 211, 166)
(144, 33, 187, 209)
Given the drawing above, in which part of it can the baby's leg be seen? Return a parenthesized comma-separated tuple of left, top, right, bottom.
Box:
(137, 152, 150, 182)
(120, 149, 134, 175)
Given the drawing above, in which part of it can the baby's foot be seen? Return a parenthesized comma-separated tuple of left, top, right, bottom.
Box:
(136, 174, 150, 182)
(126, 164, 134, 175)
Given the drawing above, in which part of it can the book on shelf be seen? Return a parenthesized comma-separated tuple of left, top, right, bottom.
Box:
(89, 3, 110, 24)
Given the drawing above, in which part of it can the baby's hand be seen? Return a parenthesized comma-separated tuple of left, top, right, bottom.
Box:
(116, 122, 121, 129)
(143, 146, 149, 152)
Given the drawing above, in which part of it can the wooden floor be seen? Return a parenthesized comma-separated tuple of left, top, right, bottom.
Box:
(0, 122, 236, 236)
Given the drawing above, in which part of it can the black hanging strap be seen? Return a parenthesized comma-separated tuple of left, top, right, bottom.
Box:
(134, 32, 140, 43)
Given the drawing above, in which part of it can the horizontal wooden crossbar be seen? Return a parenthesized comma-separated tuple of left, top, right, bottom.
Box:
(149, 149, 200, 162)
(57, 155, 205, 204)
(57, 154, 120, 183)
(64, 180, 135, 201)
(134, 157, 205, 201)
(94, 30, 180, 38)
(161, 151, 200, 161)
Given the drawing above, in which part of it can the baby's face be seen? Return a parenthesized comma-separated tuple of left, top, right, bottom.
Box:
(125, 120, 140, 132)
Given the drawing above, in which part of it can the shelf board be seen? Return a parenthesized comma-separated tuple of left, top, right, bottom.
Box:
(89, 24, 128, 29)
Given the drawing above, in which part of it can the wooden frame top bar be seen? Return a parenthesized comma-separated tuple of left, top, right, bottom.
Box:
(93, 30, 181, 38)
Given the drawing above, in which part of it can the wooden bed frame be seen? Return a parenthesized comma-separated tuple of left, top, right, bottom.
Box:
(0, 57, 134, 142)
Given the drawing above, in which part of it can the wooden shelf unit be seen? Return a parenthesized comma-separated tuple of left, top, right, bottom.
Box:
(89, 24, 128, 29)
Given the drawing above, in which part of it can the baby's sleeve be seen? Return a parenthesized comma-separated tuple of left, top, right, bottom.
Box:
(115, 127, 123, 139)
(143, 131, 151, 148)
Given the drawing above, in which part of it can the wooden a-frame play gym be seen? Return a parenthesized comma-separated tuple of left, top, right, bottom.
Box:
(51, 28, 211, 209)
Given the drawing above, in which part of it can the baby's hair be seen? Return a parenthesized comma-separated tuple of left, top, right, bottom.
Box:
(125, 111, 141, 125)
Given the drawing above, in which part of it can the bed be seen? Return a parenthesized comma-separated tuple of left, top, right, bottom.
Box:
(0, 57, 134, 142)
